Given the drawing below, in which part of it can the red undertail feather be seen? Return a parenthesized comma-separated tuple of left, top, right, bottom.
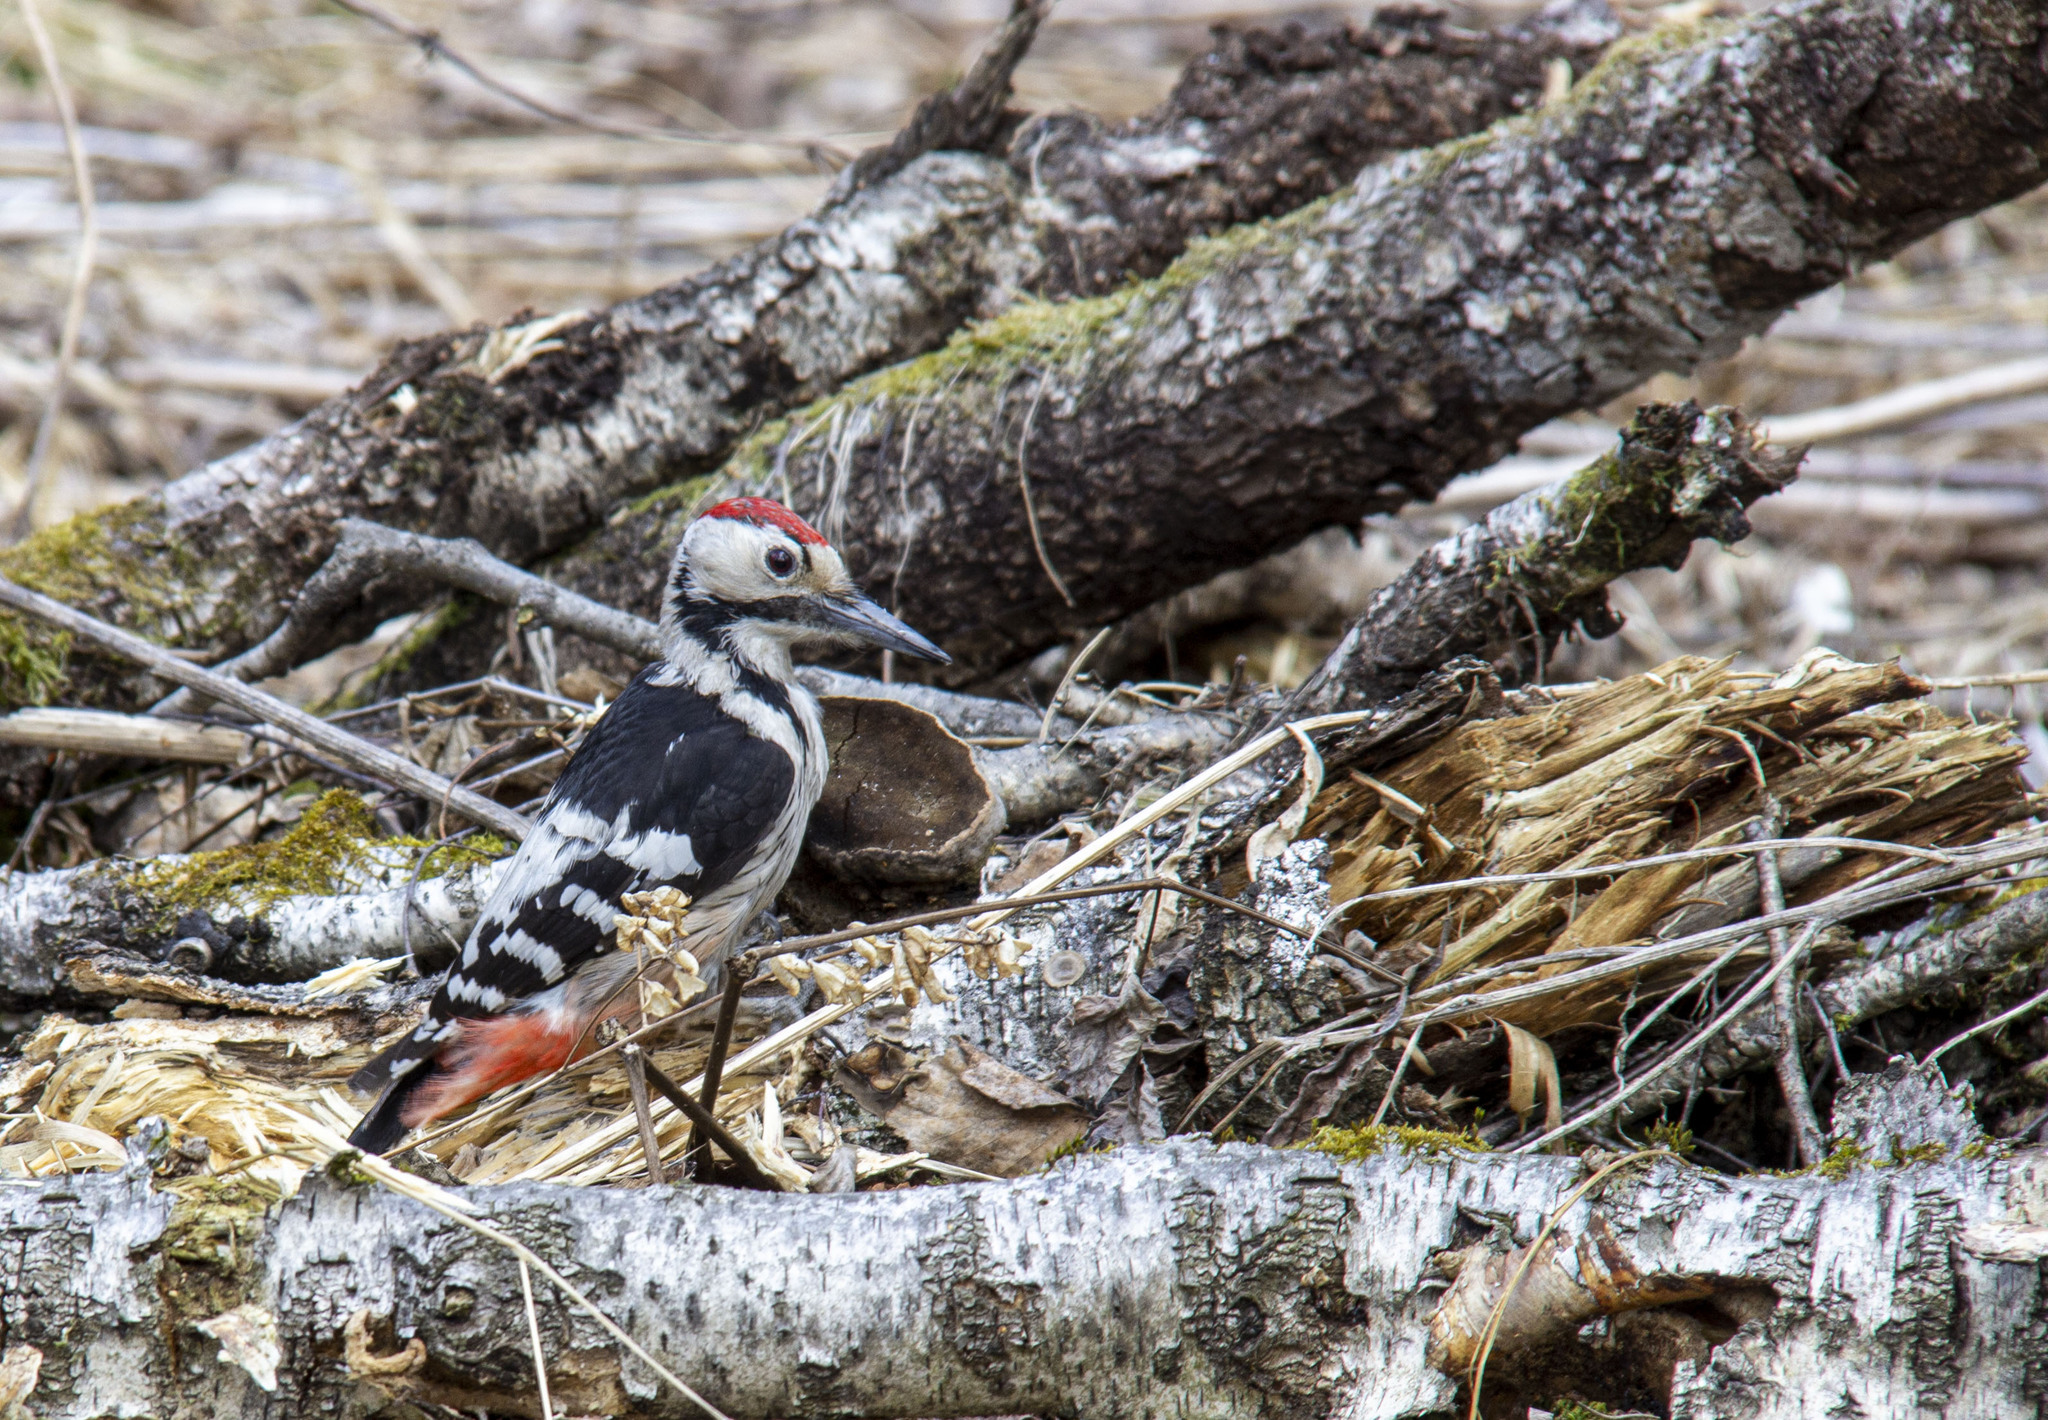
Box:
(401, 1012, 586, 1128)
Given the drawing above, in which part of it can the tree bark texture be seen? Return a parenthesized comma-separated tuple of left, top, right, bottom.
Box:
(0, 5, 1608, 722)
(545, 0, 2048, 689)
(0, 790, 519, 1004)
(12, 1139, 2046, 1419)
(1287, 402, 1797, 718)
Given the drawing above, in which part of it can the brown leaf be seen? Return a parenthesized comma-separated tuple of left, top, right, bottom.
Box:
(1088, 1059, 1164, 1148)
(836, 1039, 1085, 1178)
(1058, 979, 1169, 1106)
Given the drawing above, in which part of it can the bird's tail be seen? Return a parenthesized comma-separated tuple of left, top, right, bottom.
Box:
(345, 1015, 454, 1152)
(347, 1075, 426, 1153)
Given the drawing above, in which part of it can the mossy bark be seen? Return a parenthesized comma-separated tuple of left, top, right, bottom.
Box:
(516, 0, 2048, 691)
(0, 792, 507, 1003)
(1288, 402, 1797, 717)
(0, 6, 1605, 724)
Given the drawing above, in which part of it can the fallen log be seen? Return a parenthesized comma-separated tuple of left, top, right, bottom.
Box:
(6, 1137, 2042, 1418)
(538, 0, 2048, 687)
(0, 791, 507, 1002)
(0, 3, 1607, 719)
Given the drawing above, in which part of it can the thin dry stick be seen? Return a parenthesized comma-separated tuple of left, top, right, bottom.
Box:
(1750, 806, 1825, 1167)
(630, 1050, 780, 1191)
(1513, 924, 1823, 1154)
(325, 0, 816, 153)
(1924, 980, 2048, 1066)
(1759, 353, 2048, 444)
(623, 1047, 667, 1187)
(685, 960, 749, 1180)
(517, 1258, 556, 1420)
(1464, 1150, 1671, 1420)
(1325, 835, 1957, 915)
(1015, 374, 1077, 608)
(1038, 624, 1113, 743)
(0, 576, 529, 839)
(299, 1118, 734, 1420)
(1806, 982, 1852, 1080)
(12, 0, 99, 542)
(1929, 669, 2048, 689)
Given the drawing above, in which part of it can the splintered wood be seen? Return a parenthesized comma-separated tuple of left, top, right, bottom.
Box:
(0, 651, 2024, 1188)
(1310, 651, 2025, 1033)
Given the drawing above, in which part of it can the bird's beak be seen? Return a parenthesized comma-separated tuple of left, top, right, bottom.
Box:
(812, 592, 951, 663)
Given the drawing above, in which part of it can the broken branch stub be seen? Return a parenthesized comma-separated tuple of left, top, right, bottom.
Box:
(1289, 402, 1799, 718)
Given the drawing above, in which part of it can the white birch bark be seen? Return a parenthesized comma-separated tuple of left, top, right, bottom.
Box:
(14, 1139, 2045, 1418)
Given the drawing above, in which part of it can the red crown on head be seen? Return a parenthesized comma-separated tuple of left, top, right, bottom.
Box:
(699, 496, 829, 547)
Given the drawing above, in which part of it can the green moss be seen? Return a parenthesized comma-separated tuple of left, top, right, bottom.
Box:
(0, 499, 187, 611)
(157, 1173, 284, 1323)
(123, 790, 386, 919)
(1644, 1120, 1696, 1157)
(315, 596, 474, 714)
(1812, 1139, 1869, 1180)
(0, 498, 206, 706)
(723, 197, 1337, 493)
(1983, 877, 2048, 913)
(619, 472, 726, 522)
(1044, 1133, 1108, 1167)
(424, 832, 514, 875)
(325, 1149, 376, 1189)
(1890, 1142, 1950, 1167)
(1779, 1135, 1981, 1179)
(1303, 1123, 1491, 1163)
(117, 789, 504, 925)
(0, 615, 69, 706)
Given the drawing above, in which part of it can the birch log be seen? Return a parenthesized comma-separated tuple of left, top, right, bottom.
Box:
(13, 1139, 2046, 1418)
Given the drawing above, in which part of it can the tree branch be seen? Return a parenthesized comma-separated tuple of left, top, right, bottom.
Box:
(574, 0, 2045, 687)
(1285, 402, 1798, 718)
(0, 6, 1604, 718)
(0, 578, 527, 839)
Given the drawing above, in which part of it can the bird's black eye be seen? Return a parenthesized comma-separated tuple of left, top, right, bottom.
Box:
(765, 546, 798, 578)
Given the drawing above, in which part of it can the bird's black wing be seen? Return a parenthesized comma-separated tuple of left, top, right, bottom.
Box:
(349, 666, 795, 1101)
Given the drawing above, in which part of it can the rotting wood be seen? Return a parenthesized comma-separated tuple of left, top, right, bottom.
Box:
(1177, 649, 2027, 1139)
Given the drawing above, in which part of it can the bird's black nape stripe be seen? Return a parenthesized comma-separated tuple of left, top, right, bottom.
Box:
(673, 594, 810, 637)
(670, 598, 802, 712)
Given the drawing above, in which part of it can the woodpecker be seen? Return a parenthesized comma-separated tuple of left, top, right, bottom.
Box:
(347, 497, 948, 1153)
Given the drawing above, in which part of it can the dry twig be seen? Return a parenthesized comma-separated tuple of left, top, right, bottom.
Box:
(10, 0, 98, 542)
(0, 577, 528, 839)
